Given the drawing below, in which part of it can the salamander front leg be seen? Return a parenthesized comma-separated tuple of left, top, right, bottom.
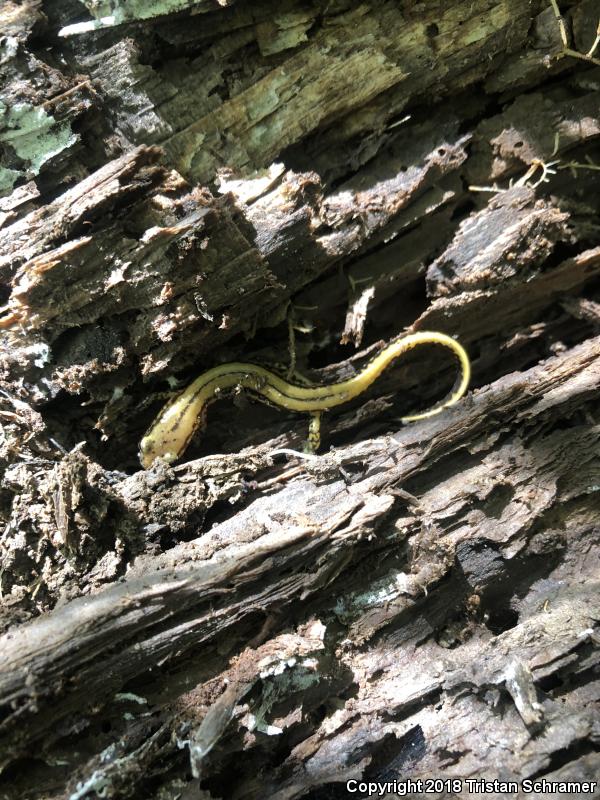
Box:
(305, 411, 322, 453)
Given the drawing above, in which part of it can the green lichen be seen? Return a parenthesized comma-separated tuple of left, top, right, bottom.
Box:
(0, 102, 77, 196)
(0, 165, 19, 194)
(251, 659, 321, 734)
(334, 575, 404, 623)
(69, 0, 212, 28)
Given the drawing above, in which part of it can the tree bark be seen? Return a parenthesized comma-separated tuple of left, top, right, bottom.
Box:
(1, 1, 599, 799)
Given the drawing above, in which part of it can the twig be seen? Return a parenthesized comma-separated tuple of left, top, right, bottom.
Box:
(548, 1, 600, 66)
(549, 0, 569, 47)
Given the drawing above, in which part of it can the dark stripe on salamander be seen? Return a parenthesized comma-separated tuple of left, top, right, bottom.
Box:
(162, 339, 463, 439)
(166, 369, 344, 438)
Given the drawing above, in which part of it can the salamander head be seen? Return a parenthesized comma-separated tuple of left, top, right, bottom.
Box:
(139, 431, 179, 469)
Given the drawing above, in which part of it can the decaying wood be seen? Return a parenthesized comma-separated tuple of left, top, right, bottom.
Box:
(1, 0, 599, 798)
(2, 336, 599, 794)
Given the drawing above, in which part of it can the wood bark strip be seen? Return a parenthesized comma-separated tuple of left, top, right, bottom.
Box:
(1, 336, 598, 789)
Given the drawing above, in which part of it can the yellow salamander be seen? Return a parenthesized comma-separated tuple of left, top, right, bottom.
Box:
(139, 330, 470, 468)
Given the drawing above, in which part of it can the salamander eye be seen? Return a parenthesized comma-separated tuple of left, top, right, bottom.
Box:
(139, 436, 156, 469)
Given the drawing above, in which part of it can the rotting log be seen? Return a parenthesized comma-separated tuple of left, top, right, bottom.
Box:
(1, 1, 599, 798)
